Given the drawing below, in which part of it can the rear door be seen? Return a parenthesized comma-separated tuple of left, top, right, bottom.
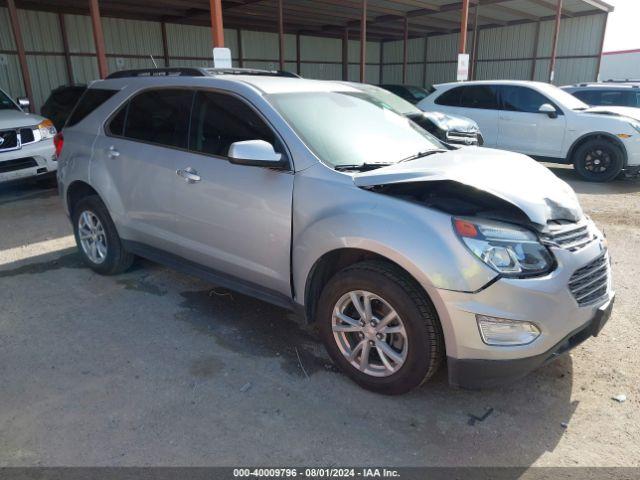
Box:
(94, 88, 193, 251)
(434, 85, 500, 146)
(497, 85, 566, 158)
(172, 90, 294, 297)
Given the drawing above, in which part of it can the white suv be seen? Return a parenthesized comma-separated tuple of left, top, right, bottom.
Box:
(418, 80, 640, 182)
(0, 88, 57, 184)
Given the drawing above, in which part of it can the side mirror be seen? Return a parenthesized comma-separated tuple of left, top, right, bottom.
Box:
(538, 103, 558, 119)
(17, 97, 30, 110)
(228, 140, 285, 168)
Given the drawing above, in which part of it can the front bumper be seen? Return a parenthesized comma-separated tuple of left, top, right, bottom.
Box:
(448, 296, 614, 388)
(0, 138, 57, 183)
(432, 237, 613, 388)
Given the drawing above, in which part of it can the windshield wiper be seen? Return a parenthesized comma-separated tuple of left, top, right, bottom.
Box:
(334, 162, 393, 172)
(398, 149, 447, 163)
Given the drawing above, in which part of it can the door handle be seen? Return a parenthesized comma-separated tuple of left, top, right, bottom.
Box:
(176, 167, 201, 184)
(108, 146, 120, 159)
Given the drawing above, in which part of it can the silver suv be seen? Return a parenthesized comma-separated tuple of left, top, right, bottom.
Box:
(57, 68, 614, 394)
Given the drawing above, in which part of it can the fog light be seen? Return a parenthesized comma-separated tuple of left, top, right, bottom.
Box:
(476, 315, 541, 346)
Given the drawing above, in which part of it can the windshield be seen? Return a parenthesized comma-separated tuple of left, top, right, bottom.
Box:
(350, 84, 421, 115)
(267, 91, 443, 168)
(0, 90, 19, 111)
(538, 83, 589, 110)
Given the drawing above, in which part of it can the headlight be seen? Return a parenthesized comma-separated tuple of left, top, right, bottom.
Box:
(628, 121, 640, 134)
(36, 119, 56, 140)
(453, 218, 554, 277)
(476, 315, 541, 346)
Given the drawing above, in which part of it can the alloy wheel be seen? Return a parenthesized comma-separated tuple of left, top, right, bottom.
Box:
(78, 210, 108, 264)
(331, 290, 408, 377)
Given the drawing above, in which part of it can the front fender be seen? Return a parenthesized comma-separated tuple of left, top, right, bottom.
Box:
(291, 176, 498, 307)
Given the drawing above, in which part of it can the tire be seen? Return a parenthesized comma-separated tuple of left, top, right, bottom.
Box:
(72, 195, 134, 275)
(573, 139, 624, 182)
(317, 261, 444, 395)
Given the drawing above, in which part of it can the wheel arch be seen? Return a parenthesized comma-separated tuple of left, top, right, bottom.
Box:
(567, 132, 628, 167)
(303, 248, 435, 326)
(66, 180, 100, 217)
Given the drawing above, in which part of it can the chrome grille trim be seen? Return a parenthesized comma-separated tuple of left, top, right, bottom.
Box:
(541, 222, 593, 252)
(569, 253, 610, 307)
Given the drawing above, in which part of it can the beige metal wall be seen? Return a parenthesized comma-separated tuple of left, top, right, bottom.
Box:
(0, 6, 380, 112)
(380, 12, 607, 87)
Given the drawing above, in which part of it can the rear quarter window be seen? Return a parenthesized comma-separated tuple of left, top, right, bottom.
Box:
(65, 88, 118, 128)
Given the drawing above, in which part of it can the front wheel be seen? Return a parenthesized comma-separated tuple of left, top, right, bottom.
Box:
(317, 261, 444, 395)
(573, 139, 624, 182)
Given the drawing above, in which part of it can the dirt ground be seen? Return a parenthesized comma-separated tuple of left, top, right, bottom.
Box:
(0, 165, 638, 467)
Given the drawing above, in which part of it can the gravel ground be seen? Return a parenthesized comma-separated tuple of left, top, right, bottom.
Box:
(0, 166, 638, 467)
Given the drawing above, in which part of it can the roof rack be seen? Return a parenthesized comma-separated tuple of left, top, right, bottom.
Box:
(105, 67, 302, 80)
(106, 68, 206, 79)
(604, 79, 640, 83)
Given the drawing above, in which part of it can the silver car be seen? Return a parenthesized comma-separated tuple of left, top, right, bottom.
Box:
(1, 88, 57, 184)
(57, 68, 614, 394)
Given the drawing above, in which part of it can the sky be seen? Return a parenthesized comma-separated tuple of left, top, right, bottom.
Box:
(602, 0, 640, 52)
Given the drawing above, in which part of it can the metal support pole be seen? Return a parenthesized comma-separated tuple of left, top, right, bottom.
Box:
(379, 41, 384, 84)
(360, 0, 367, 83)
(278, 0, 285, 71)
(459, 0, 470, 54)
(531, 20, 540, 80)
(59, 13, 74, 84)
(7, 0, 34, 109)
(342, 28, 349, 81)
(88, 0, 108, 79)
(470, 4, 479, 80)
(549, 0, 562, 83)
(402, 17, 408, 84)
(161, 22, 170, 67)
(209, 0, 225, 47)
(237, 29, 244, 68)
(595, 13, 608, 81)
(296, 32, 301, 75)
(422, 36, 428, 88)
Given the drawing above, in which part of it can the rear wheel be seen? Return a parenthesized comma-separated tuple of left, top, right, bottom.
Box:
(317, 261, 444, 395)
(573, 139, 623, 182)
(72, 195, 134, 275)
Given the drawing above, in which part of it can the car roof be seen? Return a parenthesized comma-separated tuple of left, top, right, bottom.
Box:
(91, 69, 359, 95)
(562, 83, 640, 89)
(434, 80, 551, 89)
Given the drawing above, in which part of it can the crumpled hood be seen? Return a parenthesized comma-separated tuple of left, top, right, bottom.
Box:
(421, 111, 479, 133)
(584, 106, 640, 122)
(353, 147, 583, 226)
(0, 109, 44, 129)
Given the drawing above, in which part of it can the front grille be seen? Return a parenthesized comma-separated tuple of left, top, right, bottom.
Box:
(0, 130, 19, 151)
(20, 128, 35, 144)
(0, 157, 37, 173)
(541, 221, 593, 251)
(569, 252, 610, 307)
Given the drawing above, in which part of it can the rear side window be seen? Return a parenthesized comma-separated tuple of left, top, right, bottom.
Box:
(460, 85, 499, 109)
(66, 88, 117, 127)
(123, 89, 193, 149)
(501, 86, 552, 113)
(435, 86, 463, 107)
(189, 91, 276, 157)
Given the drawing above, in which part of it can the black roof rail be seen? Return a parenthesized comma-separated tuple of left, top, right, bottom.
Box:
(106, 68, 206, 79)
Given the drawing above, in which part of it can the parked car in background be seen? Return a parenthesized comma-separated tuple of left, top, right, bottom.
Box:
(341, 82, 483, 146)
(562, 82, 640, 108)
(41, 84, 87, 131)
(57, 68, 613, 394)
(419, 80, 640, 182)
(1, 87, 57, 184)
(379, 84, 434, 104)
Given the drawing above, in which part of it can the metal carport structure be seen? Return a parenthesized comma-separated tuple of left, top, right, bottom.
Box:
(0, 0, 613, 111)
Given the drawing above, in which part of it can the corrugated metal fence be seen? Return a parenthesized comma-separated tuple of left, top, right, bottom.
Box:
(0, 7, 380, 111)
(380, 13, 606, 87)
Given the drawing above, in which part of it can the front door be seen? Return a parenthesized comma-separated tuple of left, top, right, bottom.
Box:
(497, 85, 566, 158)
(172, 90, 294, 297)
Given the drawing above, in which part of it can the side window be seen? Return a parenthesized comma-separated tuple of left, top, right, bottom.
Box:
(460, 85, 499, 110)
(572, 90, 594, 104)
(124, 89, 193, 149)
(66, 88, 117, 127)
(107, 104, 127, 136)
(501, 86, 551, 113)
(597, 90, 630, 106)
(189, 91, 277, 157)
(435, 86, 463, 107)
